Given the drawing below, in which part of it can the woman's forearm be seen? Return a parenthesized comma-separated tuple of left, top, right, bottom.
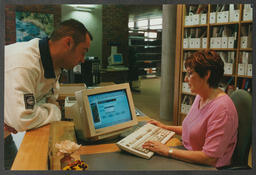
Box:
(165, 125, 182, 135)
(170, 148, 217, 166)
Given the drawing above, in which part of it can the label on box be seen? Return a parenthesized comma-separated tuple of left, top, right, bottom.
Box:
(228, 37, 235, 48)
(240, 36, 248, 48)
(238, 64, 245, 75)
(243, 8, 253, 21)
(183, 38, 189, 48)
(242, 53, 249, 64)
(185, 105, 191, 114)
(194, 38, 200, 48)
(247, 64, 252, 76)
(200, 14, 207, 24)
(210, 12, 216, 24)
(210, 38, 215, 48)
(182, 82, 188, 93)
(185, 16, 190, 26)
(221, 37, 228, 48)
(181, 104, 186, 113)
(202, 38, 207, 48)
(189, 16, 194, 25)
(215, 37, 221, 48)
(182, 82, 191, 93)
(224, 63, 233, 75)
(217, 12, 222, 23)
(193, 14, 200, 25)
(230, 10, 240, 22)
(189, 38, 195, 48)
(222, 11, 229, 23)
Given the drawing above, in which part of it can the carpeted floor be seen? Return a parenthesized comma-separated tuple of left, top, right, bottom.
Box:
(132, 77, 173, 125)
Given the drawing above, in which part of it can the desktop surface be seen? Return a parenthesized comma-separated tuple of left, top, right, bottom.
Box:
(106, 65, 129, 71)
(80, 151, 216, 170)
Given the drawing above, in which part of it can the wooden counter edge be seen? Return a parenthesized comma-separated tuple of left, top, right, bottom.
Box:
(11, 124, 50, 170)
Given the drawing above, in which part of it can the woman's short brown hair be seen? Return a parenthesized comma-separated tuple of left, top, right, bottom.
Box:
(184, 50, 224, 88)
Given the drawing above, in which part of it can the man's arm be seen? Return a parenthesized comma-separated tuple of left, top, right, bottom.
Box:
(4, 67, 61, 132)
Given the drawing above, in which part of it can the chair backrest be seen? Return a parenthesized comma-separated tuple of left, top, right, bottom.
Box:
(230, 89, 252, 167)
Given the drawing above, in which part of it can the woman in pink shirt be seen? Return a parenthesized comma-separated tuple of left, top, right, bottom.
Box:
(143, 50, 238, 168)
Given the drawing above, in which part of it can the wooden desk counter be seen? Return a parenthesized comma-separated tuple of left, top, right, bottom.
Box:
(11, 116, 182, 170)
(11, 124, 50, 170)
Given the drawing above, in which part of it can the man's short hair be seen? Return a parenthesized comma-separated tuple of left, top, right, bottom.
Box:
(50, 19, 93, 46)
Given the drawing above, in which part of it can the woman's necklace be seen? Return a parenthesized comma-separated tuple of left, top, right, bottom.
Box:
(199, 89, 219, 109)
(199, 98, 211, 109)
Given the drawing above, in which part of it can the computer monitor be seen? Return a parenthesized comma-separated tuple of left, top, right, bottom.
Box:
(108, 53, 123, 65)
(71, 83, 138, 141)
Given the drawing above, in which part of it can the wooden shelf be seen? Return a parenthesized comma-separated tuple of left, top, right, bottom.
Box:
(184, 24, 208, 28)
(183, 48, 203, 51)
(184, 48, 237, 51)
(240, 48, 252, 51)
(237, 75, 253, 78)
(224, 74, 235, 77)
(210, 48, 237, 51)
(174, 4, 253, 125)
(241, 20, 253, 24)
(209, 22, 239, 26)
(182, 92, 196, 96)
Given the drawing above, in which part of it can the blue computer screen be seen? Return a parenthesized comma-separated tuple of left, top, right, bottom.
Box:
(113, 54, 123, 64)
(88, 90, 132, 129)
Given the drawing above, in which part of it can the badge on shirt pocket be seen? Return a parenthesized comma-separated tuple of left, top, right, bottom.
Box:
(24, 93, 35, 109)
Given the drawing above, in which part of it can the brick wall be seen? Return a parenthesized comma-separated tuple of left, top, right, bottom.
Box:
(102, 5, 129, 67)
(5, 5, 61, 45)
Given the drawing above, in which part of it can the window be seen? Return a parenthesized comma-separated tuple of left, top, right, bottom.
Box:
(150, 18, 162, 25)
(144, 32, 157, 41)
(128, 16, 162, 41)
(128, 21, 134, 29)
(128, 16, 162, 31)
(137, 19, 148, 29)
(150, 17, 162, 30)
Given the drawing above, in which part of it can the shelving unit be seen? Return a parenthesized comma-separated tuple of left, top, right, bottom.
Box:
(174, 4, 253, 125)
(128, 29, 162, 78)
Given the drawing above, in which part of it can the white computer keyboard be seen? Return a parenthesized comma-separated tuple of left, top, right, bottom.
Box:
(116, 123, 175, 159)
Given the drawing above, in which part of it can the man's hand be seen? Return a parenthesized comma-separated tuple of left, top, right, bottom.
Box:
(4, 123, 18, 134)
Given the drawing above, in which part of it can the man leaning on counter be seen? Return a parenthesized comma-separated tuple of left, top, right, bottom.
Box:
(4, 19, 92, 170)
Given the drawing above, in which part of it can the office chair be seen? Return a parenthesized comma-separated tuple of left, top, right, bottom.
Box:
(227, 89, 252, 170)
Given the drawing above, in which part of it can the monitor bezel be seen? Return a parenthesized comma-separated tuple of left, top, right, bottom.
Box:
(80, 83, 138, 138)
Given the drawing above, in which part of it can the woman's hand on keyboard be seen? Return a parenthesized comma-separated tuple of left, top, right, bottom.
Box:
(148, 120, 167, 130)
(143, 140, 169, 157)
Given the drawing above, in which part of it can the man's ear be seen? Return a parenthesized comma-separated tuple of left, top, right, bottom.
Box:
(63, 36, 74, 50)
